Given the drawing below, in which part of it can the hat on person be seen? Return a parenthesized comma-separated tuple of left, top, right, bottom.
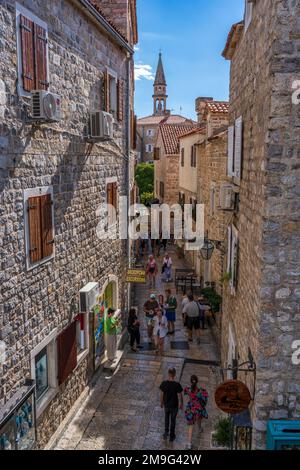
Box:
(150, 294, 156, 299)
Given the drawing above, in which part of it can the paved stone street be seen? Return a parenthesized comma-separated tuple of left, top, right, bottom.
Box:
(52, 245, 221, 451)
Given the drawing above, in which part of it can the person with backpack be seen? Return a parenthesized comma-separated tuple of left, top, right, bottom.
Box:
(184, 375, 208, 449)
(165, 289, 177, 335)
(162, 253, 173, 282)
(127, 308, 142, 353)
(197, 296, 211, 330)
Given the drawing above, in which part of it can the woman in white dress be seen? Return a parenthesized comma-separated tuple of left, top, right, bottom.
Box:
(153, 309, 168, 356)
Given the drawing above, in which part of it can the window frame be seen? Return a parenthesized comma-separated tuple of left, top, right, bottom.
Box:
(147, 129, 154, 137)
(24, 186, 55, 271)
(74, 312, 89, 363)
(106, 177, 118, 228)
(30, 328, 58, 418)
(146, 144, 153, 153)
(227, 224, 239, 295)
(16, 3, 49, 97)
(181, 147, 185, 167)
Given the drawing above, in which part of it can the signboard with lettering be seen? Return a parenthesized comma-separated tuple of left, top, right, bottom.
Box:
(126, 269, 146, 284)
(215, 380, 251, 415)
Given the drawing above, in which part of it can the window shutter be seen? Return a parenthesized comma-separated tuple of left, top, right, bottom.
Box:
(34, 23, 48, 90)
(117, 79, 124, 121)
(234, 116, 243, 183)
(40, 194, 54, 258)
(112, 182, 118, 212)
(231, 229, 239, 290)
(104, 70, 110, 113)
(57, 322, 77, 385)
(227, 225, 232, 274)
(28, 197, 42, 264)
(20, 15, 35, 92)
(131, 110, 137, 149)
(227, 125, 234, 177)
(107, 183, 113, 206)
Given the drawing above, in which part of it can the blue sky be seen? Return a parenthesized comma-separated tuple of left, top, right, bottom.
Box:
(134, 0, 245, 119)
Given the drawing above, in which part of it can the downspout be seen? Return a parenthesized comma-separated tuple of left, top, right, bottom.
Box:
(126, 53, 132, 309)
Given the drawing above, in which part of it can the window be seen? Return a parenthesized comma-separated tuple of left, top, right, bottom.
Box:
(75, 313, 89, 358)
(190, 197, 197, 222)
(244, 0, 253, 31)
(227, 117, 243, 184)
(30, 328, 58, 416)
(227, 225, 239, 294)
(146, 144, 153, 153)
(104, 69, 124, 121)
(57, 322, 77, 385)
(181, 148, 185, 167)
(147, 129, 154, 137)
(35, 347, 48, 399)
(154, 147, 160, 160)
(210, 183, 216, 216)
(16, 5, 49, 95)
(24, 188, 54, 269)
(160, 182, 165, 199)
(106, 180, 118, 226)
(190, 145, 197, 168)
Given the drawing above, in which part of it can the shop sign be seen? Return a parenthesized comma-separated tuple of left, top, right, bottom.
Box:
(215, 380, 251, 415)
(126, 269, 146, 284)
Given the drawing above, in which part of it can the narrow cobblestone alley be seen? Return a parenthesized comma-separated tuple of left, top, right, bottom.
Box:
(50, 246, 221, 451)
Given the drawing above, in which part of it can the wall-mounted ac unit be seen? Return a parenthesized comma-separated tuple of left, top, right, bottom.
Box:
(219, 184, 235, 211)
(31, 91, 61, 122)
(79, 282, 99, 312)
(90, 111, 113, 140)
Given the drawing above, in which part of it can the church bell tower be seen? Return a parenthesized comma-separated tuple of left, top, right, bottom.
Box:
(153, 52, 168, 116)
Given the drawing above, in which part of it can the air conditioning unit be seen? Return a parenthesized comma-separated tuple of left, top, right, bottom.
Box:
(79, 282, 99, 312)
(219, 184, 235, 211)
(31, 91, 61, 122)
(90, 111, 114, 140)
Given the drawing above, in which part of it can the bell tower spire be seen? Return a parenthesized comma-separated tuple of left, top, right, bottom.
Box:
(153, 52, 168, 116)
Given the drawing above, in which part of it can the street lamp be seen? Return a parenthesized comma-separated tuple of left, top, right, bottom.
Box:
(200, 232, 226, 260)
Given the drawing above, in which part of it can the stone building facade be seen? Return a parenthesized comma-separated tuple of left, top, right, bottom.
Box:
(0, 0, 137, 449)
(221, 0, 300, 449)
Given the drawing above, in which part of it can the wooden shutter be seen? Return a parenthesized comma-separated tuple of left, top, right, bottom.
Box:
(104, 70, 110, 113)
(34, 23, 49, 90)
(112, 182, 118, 212)
(234, 116, 243, 183)
(57, 322, 77, 385)
(227, 225, 232, 274)
(28, 196, 42, 263)
(227, 125, 234, 177)
(40, 194, 54, 258)
(117, 79, 124, 121)
(231, 226, 239, 291)
(20, 15, 35, 92)
(131, 109, 137, 149)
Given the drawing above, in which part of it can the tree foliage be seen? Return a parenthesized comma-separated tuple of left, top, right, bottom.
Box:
(135, 163, 154, 196)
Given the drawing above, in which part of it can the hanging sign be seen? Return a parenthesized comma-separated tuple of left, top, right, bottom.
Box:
(126, 269, 146, 283)
(215, 380, 251, 415)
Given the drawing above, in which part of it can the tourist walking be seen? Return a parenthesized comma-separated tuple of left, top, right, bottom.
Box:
(159, 368, 183, 442)
(197, 296, 211, 330)
(127, 308, 142, 352)
(146, 254, 158, 288)
(184, 375, 208, 449)
(143, 293, 159, 340)
(183, 294, 201, 344)
(162, 253, 173, 282)
(165, 289, 177, 335)
(153, 308, 168, 355)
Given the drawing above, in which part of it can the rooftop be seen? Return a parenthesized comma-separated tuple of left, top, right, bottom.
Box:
(159, 124, 201, 154)
(137, 114, 196, 126)
(206, 101, 229, 113)
(222, 21, 244, 60)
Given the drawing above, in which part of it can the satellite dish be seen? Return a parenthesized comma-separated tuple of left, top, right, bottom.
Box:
(43, 93, 57, 120)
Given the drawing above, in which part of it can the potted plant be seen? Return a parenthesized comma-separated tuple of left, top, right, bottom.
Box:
(212, 417, 233, 449)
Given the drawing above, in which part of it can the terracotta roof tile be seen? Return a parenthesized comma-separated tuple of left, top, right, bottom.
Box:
(88, 0, 130, 44)
(206, 101, 229, 113)
(137, 114, 196, 126)
(222, 21, 244, 60)
(159, 124, 201, 154)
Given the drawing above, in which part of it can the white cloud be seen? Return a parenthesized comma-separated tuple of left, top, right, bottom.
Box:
(134, 63, 155, 81)
(134, 45, 140, 52)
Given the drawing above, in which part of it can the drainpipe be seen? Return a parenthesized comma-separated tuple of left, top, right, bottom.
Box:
(126, 53, 132, 310)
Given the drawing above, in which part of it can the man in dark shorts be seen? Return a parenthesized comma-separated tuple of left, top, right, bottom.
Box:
(159, 368, 183, 442)
(183, 294, 201, 344)
(143, 294, 159, 340)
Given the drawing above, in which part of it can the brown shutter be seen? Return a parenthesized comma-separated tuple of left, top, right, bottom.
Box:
(112, 182, 118, 212)
(117, 79, 124, 121)
(34, 23, 49, 90)
(131, 110, 137, 150)
(107, 183, 113, 205)
(40, 194, 54, 258)
(28, 197, 42, 263)
(104, 70, 110, 113)
(20, 15, 35, 92)
(57, 322, 77, 385)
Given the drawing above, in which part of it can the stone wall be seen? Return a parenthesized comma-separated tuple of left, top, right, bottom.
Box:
(0, 0, 134, 447)
(222, 0, 300, 449)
